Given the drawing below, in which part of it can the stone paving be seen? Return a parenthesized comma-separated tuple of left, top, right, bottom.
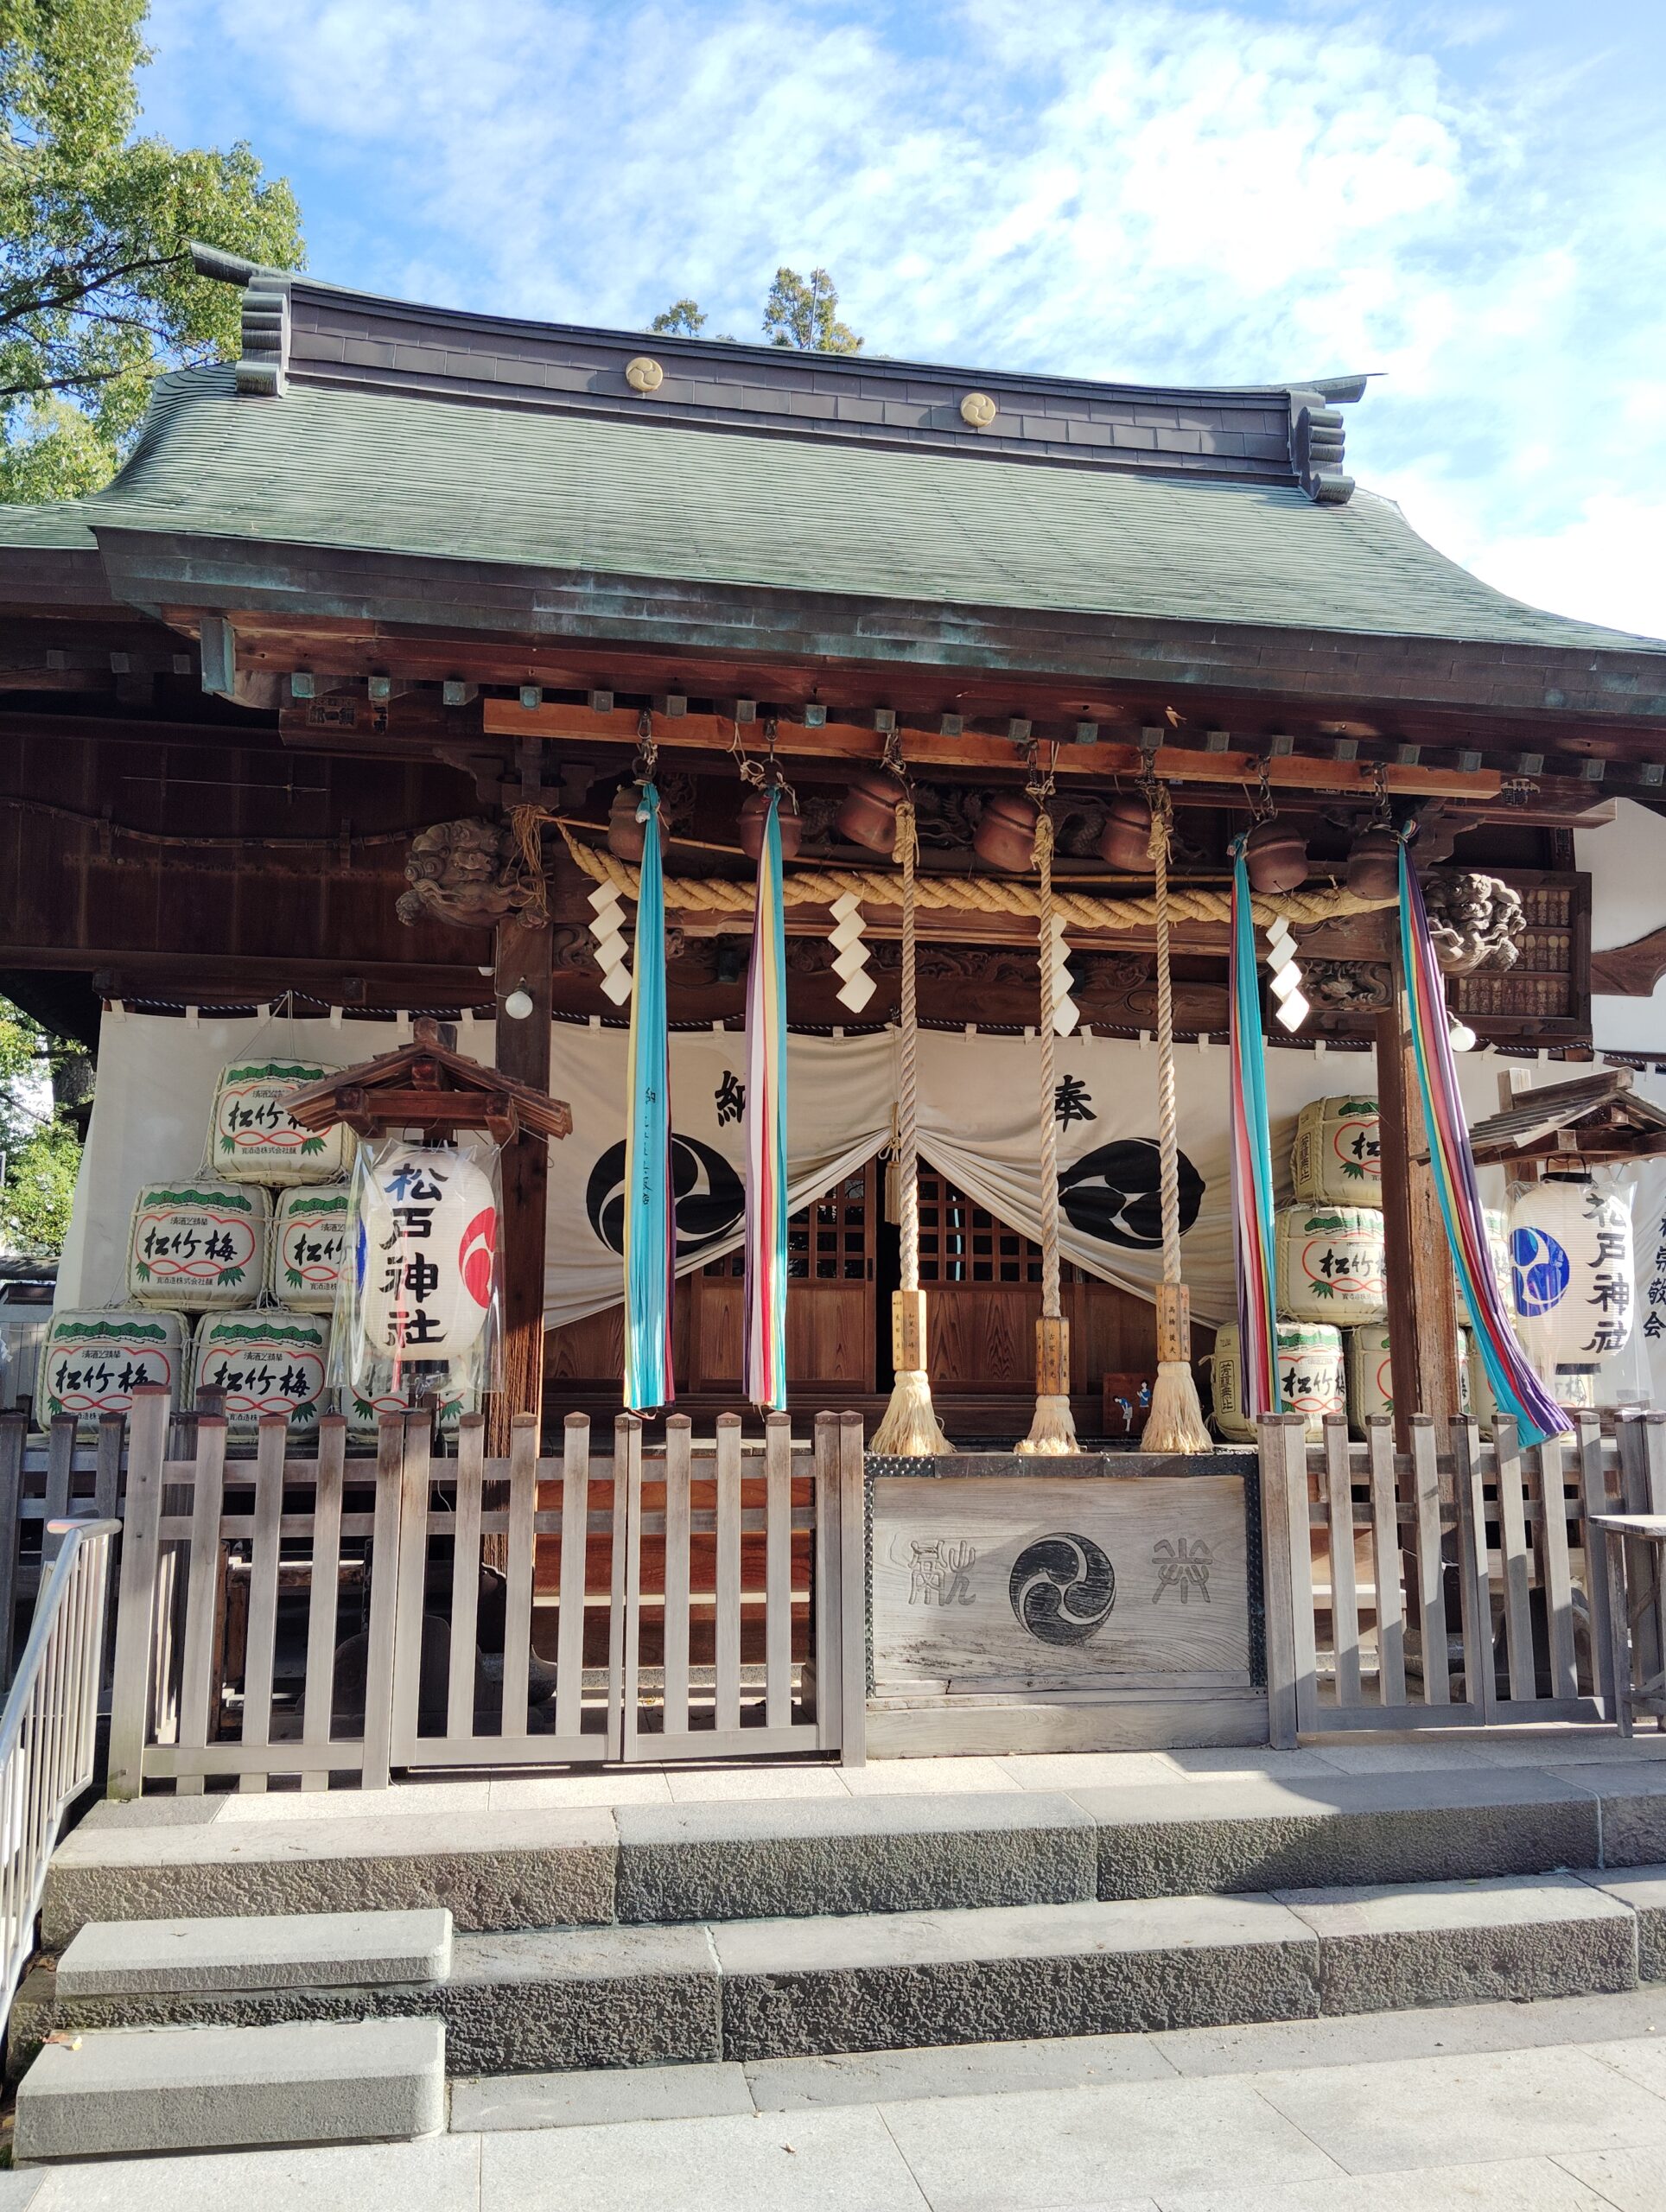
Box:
(11, 1982, 1666, 2207)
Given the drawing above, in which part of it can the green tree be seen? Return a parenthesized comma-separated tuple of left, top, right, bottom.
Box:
(1, 0, 304, 504)
(651, 297, 705, 337)
(0, 999, 87, 1255)
(762, 266, 862, 354)
(648, 268, 862, 353)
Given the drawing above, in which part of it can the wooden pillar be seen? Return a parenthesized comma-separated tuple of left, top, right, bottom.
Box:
(1375, 948, 1462, 1449)
(489, 912, 552, 1452)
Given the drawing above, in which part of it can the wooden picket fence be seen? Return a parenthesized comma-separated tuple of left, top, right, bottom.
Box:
(106, 1389, 867, 1796)
(1259, 1408, 1661, 1743)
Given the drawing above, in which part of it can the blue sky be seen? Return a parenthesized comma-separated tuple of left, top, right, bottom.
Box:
(136, 0, 1666, 639)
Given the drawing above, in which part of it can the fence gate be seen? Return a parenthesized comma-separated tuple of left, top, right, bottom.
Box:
(1259, 1408, 1664, 1743)
(107, 1390, 865, 1795)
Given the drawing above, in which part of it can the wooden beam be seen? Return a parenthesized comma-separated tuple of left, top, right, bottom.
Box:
(486, 699, 1506, 803)
(0, 945, 491, 1007)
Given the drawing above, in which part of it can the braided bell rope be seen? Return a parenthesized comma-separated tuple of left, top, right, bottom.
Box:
(895, 801, 922, 1299)
(1033, 812, 1064, 1324)
(1149, 793, 1183, 1290)
(551, 818, 1390, 934)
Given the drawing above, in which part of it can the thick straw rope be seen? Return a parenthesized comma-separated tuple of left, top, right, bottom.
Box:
(1152, 803, 1181, 1293)
(872, 798, 952, 1456)
(1018, 803, 1077, 1453)
(897, 803, 922, 1298)
(1141, 785, 1212, 1453)
(553, 819, 1389, 935)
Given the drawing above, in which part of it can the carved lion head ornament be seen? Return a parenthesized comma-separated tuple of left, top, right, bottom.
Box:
(397, 817, 533, 929)
(1421, 869, 1526, 976)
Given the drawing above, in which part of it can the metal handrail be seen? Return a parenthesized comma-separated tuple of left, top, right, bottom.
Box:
(0, 1517, 119, 2031)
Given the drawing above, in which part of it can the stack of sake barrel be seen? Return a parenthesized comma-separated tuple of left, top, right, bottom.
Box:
(41, 1058, 347, 1440)
(1211, 1094, 1506, 1441)
(40, 1056, 470, 1445)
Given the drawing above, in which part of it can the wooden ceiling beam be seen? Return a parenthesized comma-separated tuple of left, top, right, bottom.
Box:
(489, 697, 1504, 802)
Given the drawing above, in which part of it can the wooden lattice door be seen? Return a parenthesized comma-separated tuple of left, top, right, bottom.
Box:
(916, 1168, 1085, 1392)
(690, 1161, 877, 1393)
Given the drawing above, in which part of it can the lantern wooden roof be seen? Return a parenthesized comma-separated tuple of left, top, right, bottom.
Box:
(285, 1016, 571, 1145)
(1466, 1070, 1666, 1166)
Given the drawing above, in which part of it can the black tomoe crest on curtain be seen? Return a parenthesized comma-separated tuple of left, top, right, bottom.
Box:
(1058, 1138, 1204, 1251)
(586, 1135, 746, 1261)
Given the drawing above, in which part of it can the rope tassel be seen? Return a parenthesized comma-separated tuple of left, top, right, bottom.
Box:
(1140, 789, 1212, 1456)
(872, 799, 953, 1459)
(1018, 806, 1079, 1455)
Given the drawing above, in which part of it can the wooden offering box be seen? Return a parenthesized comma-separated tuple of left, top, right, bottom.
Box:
(868, 1452, 1262, 1757)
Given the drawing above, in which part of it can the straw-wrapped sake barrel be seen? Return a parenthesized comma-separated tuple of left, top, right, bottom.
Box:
(1464, 1329, 1590, 1438)
(270, 1184, 351, 1313)
(37, 1309, 189, 1432)
(1211, 1321, 1343, 1442)
(191, 1310, 330, 1434)
(128, 1181, 270, 1310)
(209, 1058, 347, 1185)
(1345, 1326, 1470, 1436)
(1275, 1204, 1388, 1325)
(1290, 1096, 1381, 1205)
(345, 1362, 476, 1440)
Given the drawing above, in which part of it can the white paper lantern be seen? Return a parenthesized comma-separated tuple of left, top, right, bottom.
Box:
(1275, 1205, 1389, 1325)
(210, 1058, 347, 1185)
(271, 1185, 352, 1313)
(355, 1146, 497, 1363)
(1290, 1096, 1382, 1205)
(128, 1181, 270, 1310)
(1211, 1321, 1343, 1442)
(38, 1310, 188, 1432)
(193, 1312, 330, 1433)
(1508, 1178, 1635, 1370)
(346, 1362, 476, 1440)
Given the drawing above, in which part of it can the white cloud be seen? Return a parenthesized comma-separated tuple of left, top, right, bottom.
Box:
(138, 0, 1666, 639)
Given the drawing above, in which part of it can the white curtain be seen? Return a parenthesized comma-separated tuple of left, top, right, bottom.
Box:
(63, 1009, 1509, 1334)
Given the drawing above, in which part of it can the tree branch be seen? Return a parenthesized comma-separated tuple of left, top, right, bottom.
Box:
(0, 363, 137, 401)
(0, 249, 189, 332)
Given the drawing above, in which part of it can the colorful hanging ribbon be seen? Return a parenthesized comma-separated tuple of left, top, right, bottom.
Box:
(1228, 839, 1280, 1418)
(623, 782, 674, 1412)
(743, 787, 790, 1411)
(1398, 843, 1565, 1446)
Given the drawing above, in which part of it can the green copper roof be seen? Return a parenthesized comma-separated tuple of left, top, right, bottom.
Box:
(3, 364, 1662, 654)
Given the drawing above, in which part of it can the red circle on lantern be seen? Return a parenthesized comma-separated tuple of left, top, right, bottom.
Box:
(460, 1207, 497, 1306)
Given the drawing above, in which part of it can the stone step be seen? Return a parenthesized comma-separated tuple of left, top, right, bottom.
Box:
(55, 1908, 453, 1997)
(12, 2017, 446, 2164)
(16, 1869, 1663, 2077)
(46, 1762, 1666, 1941)
(41, 1802, 617, 1945)
(711, 1871, 1641, 2059)
(13, 1925, 721, 2082)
